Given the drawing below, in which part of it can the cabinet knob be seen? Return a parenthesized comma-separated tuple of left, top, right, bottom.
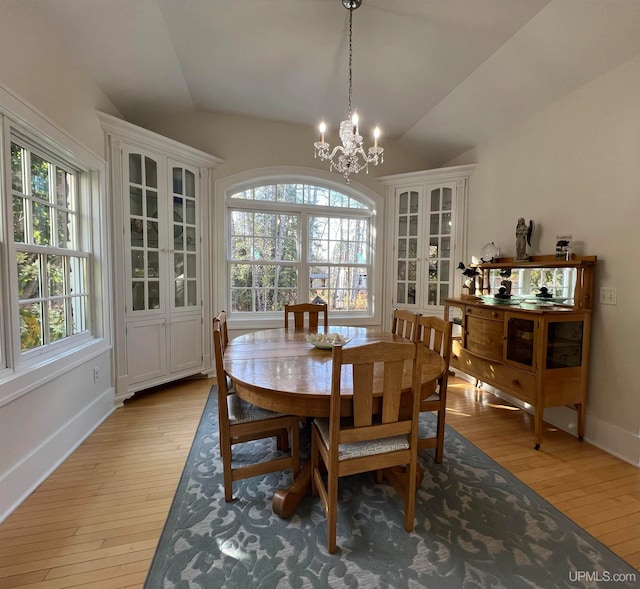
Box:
(512, 379, 520, 386)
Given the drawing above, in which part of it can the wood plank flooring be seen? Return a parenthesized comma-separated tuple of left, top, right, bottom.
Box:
(1, 376, 638, 588)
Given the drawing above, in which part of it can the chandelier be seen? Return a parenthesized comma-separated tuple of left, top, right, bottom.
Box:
(314, 0, 384, 182)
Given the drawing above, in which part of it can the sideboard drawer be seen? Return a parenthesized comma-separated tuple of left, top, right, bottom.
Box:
(451, 345, 536, 404)
(465, 306, 504, 321)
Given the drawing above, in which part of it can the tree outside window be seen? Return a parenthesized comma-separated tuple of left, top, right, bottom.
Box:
(228, 183, 373, 314)
(11, 140, 89, 352)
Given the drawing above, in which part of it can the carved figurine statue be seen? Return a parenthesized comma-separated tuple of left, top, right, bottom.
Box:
(457, 261, 480, 297)
(515, 217, 535, 261)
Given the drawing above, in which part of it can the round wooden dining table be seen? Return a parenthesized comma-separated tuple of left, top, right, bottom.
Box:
(223, 325, 446, 517)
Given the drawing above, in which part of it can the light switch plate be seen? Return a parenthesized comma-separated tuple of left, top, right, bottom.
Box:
(599, 287, 617, 305)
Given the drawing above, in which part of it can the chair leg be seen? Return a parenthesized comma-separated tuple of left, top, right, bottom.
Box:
(220, 432, 234, 502)
(435, 410, 445, 464)
(310, 427, 318, 496)
(290, 420, 300, 476)
(404, 459, 417, 532)
(327, 466, 338, 554)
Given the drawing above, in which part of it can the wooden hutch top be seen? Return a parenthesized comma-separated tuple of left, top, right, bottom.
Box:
(467, 254, 597, 310)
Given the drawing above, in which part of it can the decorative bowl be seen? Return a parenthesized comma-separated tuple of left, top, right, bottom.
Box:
(305, 333, 352, 349)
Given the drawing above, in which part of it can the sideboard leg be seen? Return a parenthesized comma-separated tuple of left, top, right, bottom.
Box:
(534, 408, 544, 451)
(575, 402, 585, 442)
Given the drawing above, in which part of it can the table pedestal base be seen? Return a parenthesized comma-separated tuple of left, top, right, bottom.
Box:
(272, 462, 312, 518)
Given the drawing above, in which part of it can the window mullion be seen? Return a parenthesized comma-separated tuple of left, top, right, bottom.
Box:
(64, 257, 73, 339)
(300, 211, 308, 303)
(40, 252, 50, 345)
(23, 149, 33, 245)
(48, 161, 56, 248)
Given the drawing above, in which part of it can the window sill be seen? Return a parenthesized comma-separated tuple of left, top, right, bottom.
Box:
(0, 338, 111, 408)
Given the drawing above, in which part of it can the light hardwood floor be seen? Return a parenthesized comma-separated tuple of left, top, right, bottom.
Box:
(1, 376, 639, 588)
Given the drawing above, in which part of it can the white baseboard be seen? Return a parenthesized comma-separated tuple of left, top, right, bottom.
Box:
(452, 370, 640, 468)
(0, 388, 116, 523)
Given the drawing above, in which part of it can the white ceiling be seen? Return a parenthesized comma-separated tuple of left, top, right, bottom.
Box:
(32, 0, 640, 167)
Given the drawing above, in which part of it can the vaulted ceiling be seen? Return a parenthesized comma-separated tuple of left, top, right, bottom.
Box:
(32, 0, 640, 167)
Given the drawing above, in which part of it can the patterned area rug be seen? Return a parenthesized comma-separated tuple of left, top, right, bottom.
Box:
(145, 388, 638, 588)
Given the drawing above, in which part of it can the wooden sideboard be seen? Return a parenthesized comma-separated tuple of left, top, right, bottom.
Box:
(444, 255, 596, 449)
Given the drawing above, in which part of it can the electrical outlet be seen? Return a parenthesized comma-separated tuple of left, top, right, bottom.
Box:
(599, 287, 617, 305)
(93, 367, 100, 383)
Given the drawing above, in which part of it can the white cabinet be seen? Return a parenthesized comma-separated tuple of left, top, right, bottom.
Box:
(98, 112, 223, 402)
(379, 165, 475, 326)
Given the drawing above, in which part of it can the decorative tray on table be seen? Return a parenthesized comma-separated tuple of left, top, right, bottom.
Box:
(305, 333, 352, 349)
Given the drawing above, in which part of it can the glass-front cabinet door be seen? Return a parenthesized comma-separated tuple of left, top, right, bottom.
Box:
(124, 146, 164, 316)
(392, 181, 457, 311)
(505, 312, 537, 370)
(395, 189, 420, 306)
(169, 161, 200, 312)
(427, 185, 453, 306)
(546, 317, 584, 369)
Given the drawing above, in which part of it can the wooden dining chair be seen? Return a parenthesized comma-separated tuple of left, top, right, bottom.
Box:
(391, 308, 421, 341)
(415, 315, 453, 463)
(311, 340, 423, 553)
(213, 313, 300, 502)
(284, 302, 329, 331)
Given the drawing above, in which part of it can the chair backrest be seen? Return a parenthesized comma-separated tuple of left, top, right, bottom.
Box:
(417, 315, 452, 365)
(284, 303, 329, 331)
(391, 309, 421, 341)
(215, 310, 229, 351)
(213, 316, 229, 397)
(328, 341, 422, 449)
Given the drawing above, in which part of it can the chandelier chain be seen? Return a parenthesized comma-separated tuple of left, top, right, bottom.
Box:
(348, 4, 353, 115)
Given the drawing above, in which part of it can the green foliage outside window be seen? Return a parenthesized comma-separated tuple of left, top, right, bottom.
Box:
(11, 140, 88, 351)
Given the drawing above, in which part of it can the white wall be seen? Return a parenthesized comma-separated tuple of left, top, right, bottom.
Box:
(0, 3, 120, 520)
(135, 110, 427, 188)
(449, 52, 640, 465)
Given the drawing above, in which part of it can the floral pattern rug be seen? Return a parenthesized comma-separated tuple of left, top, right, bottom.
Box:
(144, 388, 638, 588)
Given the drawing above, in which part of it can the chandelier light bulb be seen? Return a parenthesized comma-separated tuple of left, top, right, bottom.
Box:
(319, 120, 327, 142)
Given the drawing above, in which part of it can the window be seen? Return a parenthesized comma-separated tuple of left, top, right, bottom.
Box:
(0, 99, 106, 394)
(11, 138, 89, 352)
(225, 179, 375, 317)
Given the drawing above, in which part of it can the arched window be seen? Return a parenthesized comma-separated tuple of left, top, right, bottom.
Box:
(216, 169, 382, 326)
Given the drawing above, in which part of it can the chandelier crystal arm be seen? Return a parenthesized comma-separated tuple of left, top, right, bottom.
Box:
(313, 0, 383, 183)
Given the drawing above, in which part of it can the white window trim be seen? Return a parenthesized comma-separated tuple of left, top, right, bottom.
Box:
(0, 83, 111, 406)
(214, 166, 384, 331)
